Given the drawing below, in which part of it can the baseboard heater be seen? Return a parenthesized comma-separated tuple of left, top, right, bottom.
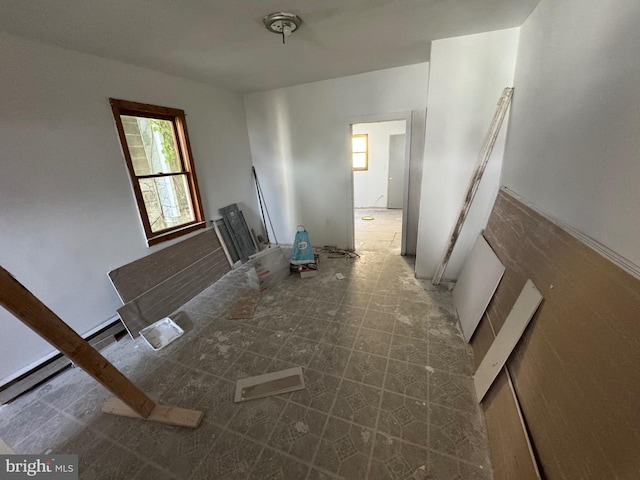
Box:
(0, 319, 126, 405)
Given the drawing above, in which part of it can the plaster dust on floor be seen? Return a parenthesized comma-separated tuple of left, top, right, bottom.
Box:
(0, 231, 492, 479)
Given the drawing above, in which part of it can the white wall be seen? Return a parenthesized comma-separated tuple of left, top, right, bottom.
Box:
(502, 0, 640, 269)
(243, 64, 429, 249)
(0, 32, 258, 385)
(352, 120, 407, 208)
(415, 28, 520, 280)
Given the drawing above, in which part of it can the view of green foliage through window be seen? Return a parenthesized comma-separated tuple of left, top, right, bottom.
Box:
(110, 99, 204, 245)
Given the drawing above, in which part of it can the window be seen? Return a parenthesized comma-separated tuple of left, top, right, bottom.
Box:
(352, 134, 368, 171)
(110, 99, 205, 246)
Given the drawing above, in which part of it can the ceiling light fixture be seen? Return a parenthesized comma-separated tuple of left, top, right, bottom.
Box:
(263, 12, 302, 45)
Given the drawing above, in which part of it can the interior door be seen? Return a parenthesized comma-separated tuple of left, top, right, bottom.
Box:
(387, 134, 406, 209)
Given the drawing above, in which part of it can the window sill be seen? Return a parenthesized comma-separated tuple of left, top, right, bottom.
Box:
(147, 221, 206, 247)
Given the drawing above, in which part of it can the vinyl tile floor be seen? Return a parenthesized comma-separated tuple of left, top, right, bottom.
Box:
(0, 251, 492, 480)
(354, 208, 403, 254)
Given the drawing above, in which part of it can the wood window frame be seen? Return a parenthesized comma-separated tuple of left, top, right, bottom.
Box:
(352, 133, 369, 171)
(110, 98, 205, 246)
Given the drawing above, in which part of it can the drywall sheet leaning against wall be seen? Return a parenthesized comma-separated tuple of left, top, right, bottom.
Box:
(453, 234, 505, 342)
(109, 229, 230, 337)
(471, 187, 640, 480)
(474, 280, 542, 401)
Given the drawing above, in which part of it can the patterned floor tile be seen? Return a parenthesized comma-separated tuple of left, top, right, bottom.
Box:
(185, 339, 242, 376)
(308, 344, 351, 377)
(0, 399, 59, 447)
(290, 369, 341, 414)
(313, 417, 373, 479)
(343, 350, 387, 388)
(429, 403, 490, 468)
(329, 305, 367, 327)
(223, 351, 272, 381)
(269, 402, 328, 462)
(384, 359, 430, 399)
(198, 377, 243, 428)
(429, 342, 474, 376)
(361, 310, 396, 333)
(276, 337, 321, 368)
(331, 380, 381, 429)
(354, 328, 392, 357)
(389, 335, 429, 366)
(368, 433, 429, 480)
(341, 291, 372, 309)
(368, 294, 399, 314)
(249, 447, 310, 479)
(428, 369, 478, 413)
(306, 300, 342, 320)
(377, 391, 429, 447)
(321, 322, 359, 349)
(293, 318, 332, 342)
(159, 368, 220, 406)
(227, 396, 286, 443)
(1, 248, 494, 480)
(80, 443, 147, 479)
(191, 429, 262, 480)
(243, 328, 290, 357)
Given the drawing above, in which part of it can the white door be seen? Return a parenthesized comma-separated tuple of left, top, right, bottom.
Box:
(387, 134, 406, 209)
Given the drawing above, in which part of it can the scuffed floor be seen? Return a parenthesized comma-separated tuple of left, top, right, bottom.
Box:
(0, 251, 492, 479)
(354, 208, 403, 254)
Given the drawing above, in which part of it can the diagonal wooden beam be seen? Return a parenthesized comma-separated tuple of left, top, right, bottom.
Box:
(1, 266, 203, 427)
(432, 87, 514, 285)
(0, 266, 156, 417)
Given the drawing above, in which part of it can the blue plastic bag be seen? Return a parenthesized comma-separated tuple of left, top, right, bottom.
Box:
(291, 225, 315, 265)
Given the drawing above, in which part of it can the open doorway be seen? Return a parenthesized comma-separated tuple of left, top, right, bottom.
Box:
(351, 120, 407, 254)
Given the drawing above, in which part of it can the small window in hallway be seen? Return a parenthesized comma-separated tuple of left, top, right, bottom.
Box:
(110, 99, 205, 246)
(352, 134, 368, 171)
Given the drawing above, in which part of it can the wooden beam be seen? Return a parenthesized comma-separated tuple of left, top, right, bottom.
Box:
(432, 87, 513, 285)
(0, 266, 155, 418)
(102, 398, 203, 428)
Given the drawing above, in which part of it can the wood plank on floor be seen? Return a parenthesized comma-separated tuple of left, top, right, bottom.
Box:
(102, 397, 203, 428)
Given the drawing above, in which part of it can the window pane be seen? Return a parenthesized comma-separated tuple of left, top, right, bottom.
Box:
(352, 135, 367, 153)
(353, 152, 367, 170)
(122, 116, 182, 176)
(138, 175, 195, 233)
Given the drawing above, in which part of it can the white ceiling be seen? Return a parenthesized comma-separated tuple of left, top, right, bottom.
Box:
(0, 0, 540, 93)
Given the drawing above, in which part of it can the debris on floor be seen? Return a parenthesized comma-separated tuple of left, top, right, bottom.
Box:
(412, 465, 434, 479)
(234, 366, 305, 403)
(335, 272, 345, 280)
(139, 317, 184, 350)
(319, 246, 360, 259)
(228, 288, 262, 319)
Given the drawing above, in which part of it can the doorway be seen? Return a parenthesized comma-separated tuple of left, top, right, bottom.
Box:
(351, 120, 407, 254)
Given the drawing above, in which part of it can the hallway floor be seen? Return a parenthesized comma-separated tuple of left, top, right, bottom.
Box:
(0, 250, 492, 479)
(354, 208, 403, 254)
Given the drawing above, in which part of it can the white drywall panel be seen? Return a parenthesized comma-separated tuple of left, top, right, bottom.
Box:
(415, 28, 520, 280)
(352, 121, 406, 208)
(474, 280, 543, 401)
(0, 32, 257, 385)
(501, 0, 640, 269)
(243, 63, 429, 249)
(453, 234, 505, 342)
